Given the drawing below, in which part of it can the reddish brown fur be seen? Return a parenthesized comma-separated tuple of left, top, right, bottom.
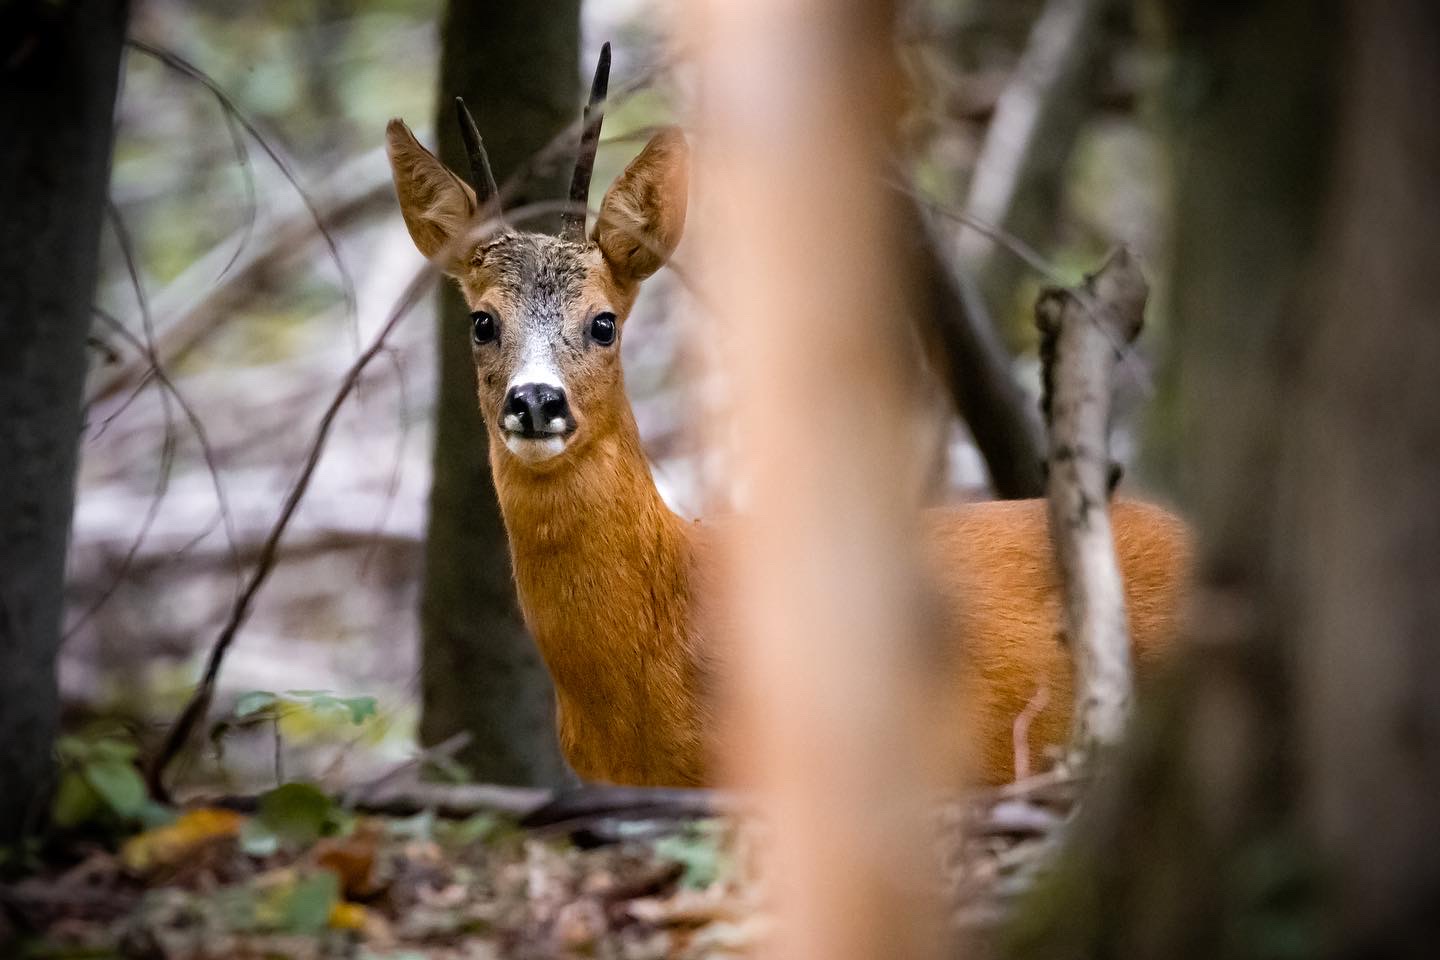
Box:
(387, 120, 1192, 787)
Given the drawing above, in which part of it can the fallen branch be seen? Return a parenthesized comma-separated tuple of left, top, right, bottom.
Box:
(1035, 247, 1147, 755)
(193, 782, 732, 827)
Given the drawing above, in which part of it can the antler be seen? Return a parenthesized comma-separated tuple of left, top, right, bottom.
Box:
(561, 42, 612, 243)
(454, 96, 500, 210)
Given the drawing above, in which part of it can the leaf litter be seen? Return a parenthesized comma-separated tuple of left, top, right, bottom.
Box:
(3, 769, 1078, 958)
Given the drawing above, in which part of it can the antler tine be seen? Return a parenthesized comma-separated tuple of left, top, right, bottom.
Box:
(454, 96, 500, 209)
(561, 41, 611, 242)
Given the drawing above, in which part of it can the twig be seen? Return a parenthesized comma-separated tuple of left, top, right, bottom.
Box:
(88, 147, 393, 408)
(1011, 683, 1050, 782)
(126, 38, 360, 349)
(89, 66, 665, 409)
(94, 200, 241, 584)
(1036, 246, 1147, 755)
(145, 203, 560, 800)
(65, 203, 213, 641)
(145, 257, 438, 800)
(343, 731, 473, 806)
(214, 103, 258, 284)
(909, 190, 1068, 286)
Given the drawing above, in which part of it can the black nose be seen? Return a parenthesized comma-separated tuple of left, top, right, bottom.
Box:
(503, 383, 574, 437)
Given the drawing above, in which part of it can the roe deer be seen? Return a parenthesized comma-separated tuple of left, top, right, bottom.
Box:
(386, 47, 1191, 787)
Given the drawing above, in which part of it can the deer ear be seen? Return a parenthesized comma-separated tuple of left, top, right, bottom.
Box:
(386, 119, 477, 272)
(594, 127, 689, 286)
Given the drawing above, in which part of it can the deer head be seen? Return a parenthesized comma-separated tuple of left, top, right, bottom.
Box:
(385, 45, 690, 471)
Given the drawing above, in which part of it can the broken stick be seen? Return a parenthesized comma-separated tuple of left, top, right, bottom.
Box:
(1035, 246, 1148, 757)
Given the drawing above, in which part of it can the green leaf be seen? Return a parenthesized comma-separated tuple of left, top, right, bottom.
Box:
(338, 696, 377, 725)
(654, 823, 728, 888)
(283, 689, 329, 698)
(234, 690, 278, 719)
(136, 800, 178, 830)
(305, 694, 343, 713)
(82, 757, 147, 818)
(88, 738, 139, 762)
(51, 771, 102, 828)
(257, 782, 333, 848)
(280, 871, 339, 933)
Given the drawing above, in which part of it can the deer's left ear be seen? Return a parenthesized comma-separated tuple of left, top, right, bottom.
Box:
(594, 127, 690, 286)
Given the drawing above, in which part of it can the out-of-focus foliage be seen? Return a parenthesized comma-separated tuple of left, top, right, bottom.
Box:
(52, 731, 173, 831)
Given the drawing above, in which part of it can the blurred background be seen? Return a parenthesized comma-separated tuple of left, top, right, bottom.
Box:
(68, 0, 1168, 793)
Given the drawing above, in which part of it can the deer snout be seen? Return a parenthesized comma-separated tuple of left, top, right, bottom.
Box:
(503, 383, 575, 438)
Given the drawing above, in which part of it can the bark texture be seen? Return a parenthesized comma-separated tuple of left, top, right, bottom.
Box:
(420, 0, 578, 785)
(0, 0, 129, 843)
(1035, 249, 1146, 752)
(1010, 0, 1440, 956)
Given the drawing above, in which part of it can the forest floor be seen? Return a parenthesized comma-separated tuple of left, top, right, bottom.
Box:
(0, 771, 1075, 959)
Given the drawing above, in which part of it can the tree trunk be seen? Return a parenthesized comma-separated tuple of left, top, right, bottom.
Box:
(1010, 1, 1440, 956)
(419, 1, 577, 785)
(0, 0, 128, 844)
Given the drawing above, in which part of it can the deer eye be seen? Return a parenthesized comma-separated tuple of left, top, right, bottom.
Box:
(589, 312, 617, 347)
(471, 311, 497, 345)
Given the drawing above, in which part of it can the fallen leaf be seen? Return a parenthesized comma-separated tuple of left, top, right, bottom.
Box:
(313, 818, 384, 898)
(328, 900, 367, 930)
(121, 807, 247, 873)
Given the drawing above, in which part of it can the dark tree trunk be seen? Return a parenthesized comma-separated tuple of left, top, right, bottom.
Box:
(419, 1, 577, 785)
(0, 0, 129, 844)
(1010, 1, 1440, 956)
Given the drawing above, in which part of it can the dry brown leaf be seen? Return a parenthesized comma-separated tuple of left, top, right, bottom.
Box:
(312, 818, 385, 898)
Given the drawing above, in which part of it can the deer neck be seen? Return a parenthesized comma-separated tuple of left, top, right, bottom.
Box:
(489, 410, 697, 765)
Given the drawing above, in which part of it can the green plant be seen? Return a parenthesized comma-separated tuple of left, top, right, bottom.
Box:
(213, 689, 378, 787)
(240, 781, 353, 856)
(52, 733, 172, 831)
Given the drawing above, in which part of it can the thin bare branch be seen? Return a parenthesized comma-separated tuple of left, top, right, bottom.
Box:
(145, 202, 556, 799)
(1036, 246, 1147, 755)
(214, 103, 257, 284)
(126, 37, 360, 349)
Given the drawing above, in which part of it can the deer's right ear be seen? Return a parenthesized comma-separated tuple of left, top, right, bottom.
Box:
(594, 127, 690, 287)
(386, 119, 477, 272)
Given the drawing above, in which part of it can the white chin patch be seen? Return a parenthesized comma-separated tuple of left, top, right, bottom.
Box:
(504, 433, 569, 463)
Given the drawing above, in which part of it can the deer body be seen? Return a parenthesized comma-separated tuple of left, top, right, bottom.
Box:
(493, 418, 713, 785)
(387, 57, 1190, 787)
(495, 411, 1189, 786)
